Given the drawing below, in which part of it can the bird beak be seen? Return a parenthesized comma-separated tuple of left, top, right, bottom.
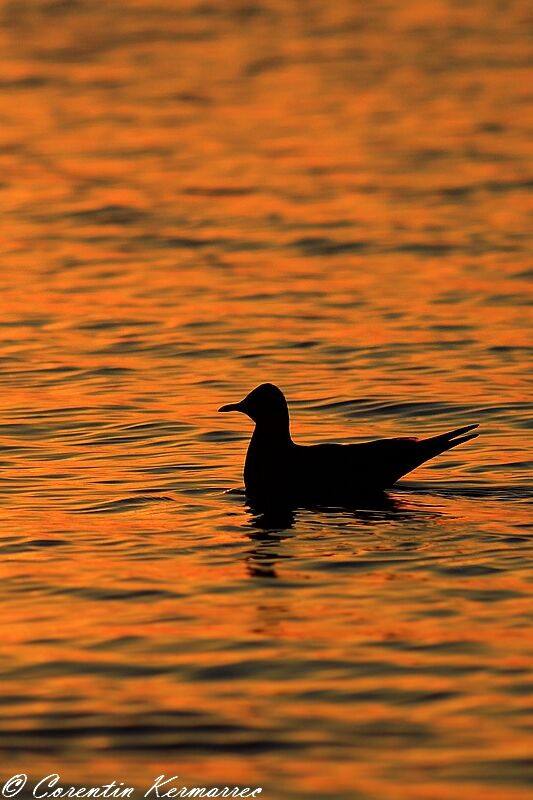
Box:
(218, 401, 244, 413)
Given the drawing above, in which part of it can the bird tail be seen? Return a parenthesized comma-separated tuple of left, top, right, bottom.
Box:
(420, 424, 479, 459)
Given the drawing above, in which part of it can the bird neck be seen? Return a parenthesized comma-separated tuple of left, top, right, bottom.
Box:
(251, 415, 292, 446)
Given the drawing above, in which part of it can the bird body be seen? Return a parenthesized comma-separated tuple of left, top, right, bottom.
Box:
(219, 384, 479, 505)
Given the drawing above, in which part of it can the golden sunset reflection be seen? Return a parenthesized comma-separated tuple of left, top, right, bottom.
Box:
(0, 1, 531, 798)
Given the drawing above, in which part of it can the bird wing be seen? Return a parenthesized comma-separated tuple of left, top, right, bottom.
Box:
(300, 424, 478, 490)
(344, 423, 480, 486)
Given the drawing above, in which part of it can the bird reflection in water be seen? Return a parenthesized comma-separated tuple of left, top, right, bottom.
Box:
(242, 491, 441, 580)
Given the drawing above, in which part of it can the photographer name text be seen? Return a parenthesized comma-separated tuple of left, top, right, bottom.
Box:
(1, 775, 263, 799)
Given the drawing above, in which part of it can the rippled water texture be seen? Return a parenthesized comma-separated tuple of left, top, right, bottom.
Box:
(0, 1, 532, 798)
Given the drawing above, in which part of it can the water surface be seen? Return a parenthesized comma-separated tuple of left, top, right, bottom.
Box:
(0, 2, 531, 798)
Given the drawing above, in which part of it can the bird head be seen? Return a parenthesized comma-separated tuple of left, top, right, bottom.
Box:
(218, 383, 288, 424)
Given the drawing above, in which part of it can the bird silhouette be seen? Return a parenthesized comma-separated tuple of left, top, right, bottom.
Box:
(219, 383, 479, 505)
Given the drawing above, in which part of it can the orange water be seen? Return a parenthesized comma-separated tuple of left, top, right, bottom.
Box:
(0, 1, 531, 798)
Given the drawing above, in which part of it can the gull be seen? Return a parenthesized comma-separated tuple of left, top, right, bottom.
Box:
(219, 383, 479, 504)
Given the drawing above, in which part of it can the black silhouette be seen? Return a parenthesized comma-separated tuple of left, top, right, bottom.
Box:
(219, 383, 479, 505)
